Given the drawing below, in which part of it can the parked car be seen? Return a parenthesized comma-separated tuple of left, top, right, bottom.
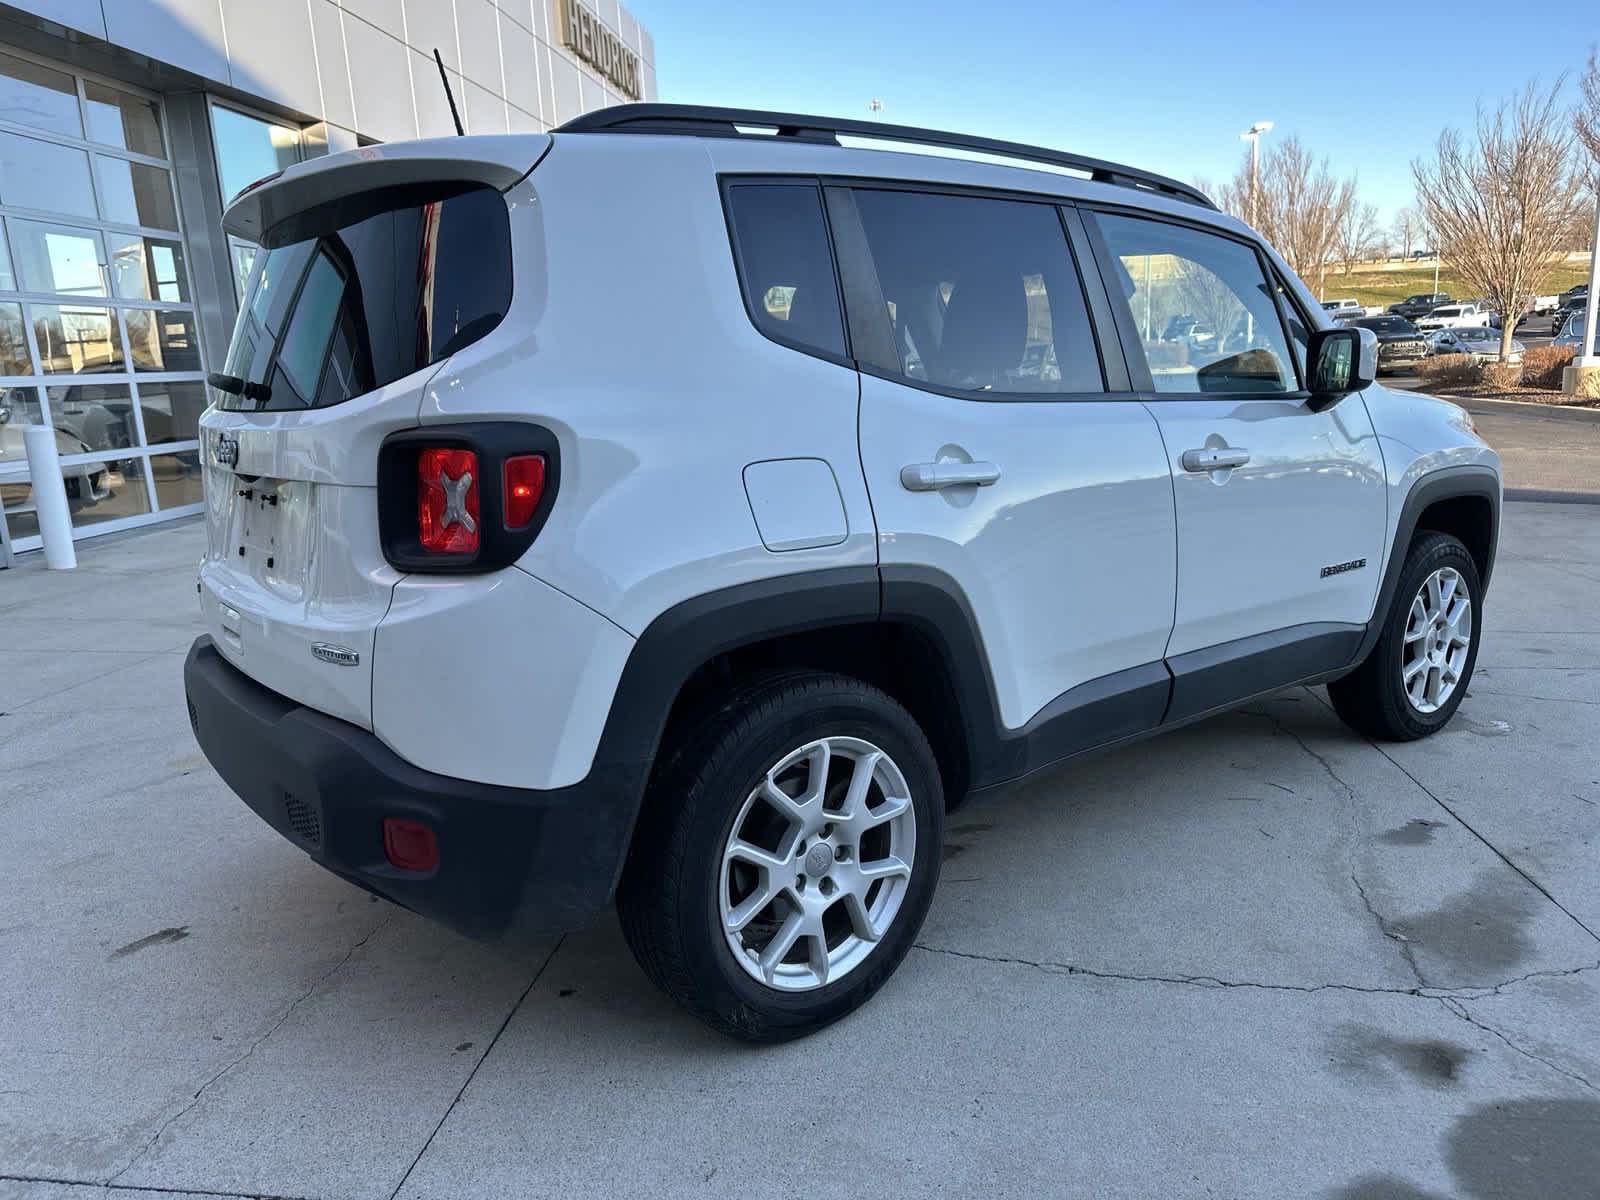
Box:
(1322, 298, 1363, 317)
(1553, 296, 1589, 338)
(1554, 312, 1590, 350)
(0, 406, 119, 508)
(182, 104, 1502, 1041)
(1349, 315, 1427, 373)
(1388, 292, 1452, 320)
(1425, 327, 1523, 364)
(1415, 302, 1490, 331)
(1559, 283, 1588, 310)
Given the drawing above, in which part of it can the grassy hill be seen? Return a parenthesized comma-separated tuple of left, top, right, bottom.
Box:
(1316, 262, 1591, 307)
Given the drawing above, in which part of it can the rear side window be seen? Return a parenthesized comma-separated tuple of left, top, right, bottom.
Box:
(849, 189, 1103, 395)
(724, 183, 846, 359)
(218, 185, 511, 410)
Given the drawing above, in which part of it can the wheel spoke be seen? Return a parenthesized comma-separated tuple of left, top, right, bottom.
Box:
(1405, 597, 1429, 642)
(758, 909, 806, 983)
(725, 887, 772, 933)
(1403, 655, 1428, 682)
(726, 838, 788, 873)
(841, 890, 880, 943)
(862, 793, 911, 828)
(859, 855, 912, 882)
(806, 933, 830, 986)
(835, 750, 883, 818)
(759, 778, 809, 823)
(1426, 571, 1443, 616)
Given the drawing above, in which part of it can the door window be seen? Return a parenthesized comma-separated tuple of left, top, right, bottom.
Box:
(850, 189, 1103, 395)
(1095, 213, 1298, 395)
(724, 183, 847, 359)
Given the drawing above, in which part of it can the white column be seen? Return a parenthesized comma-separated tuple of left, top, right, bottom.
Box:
(22, 425, 76, 570)
(1581, 189, 1600, 367)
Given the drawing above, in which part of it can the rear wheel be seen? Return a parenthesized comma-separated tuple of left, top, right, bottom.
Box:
(617, 672, 943, 1041)
(1328, 532, 1481, 741)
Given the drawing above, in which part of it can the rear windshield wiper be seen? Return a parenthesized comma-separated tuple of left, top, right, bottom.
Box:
(208, 372, 272, 403)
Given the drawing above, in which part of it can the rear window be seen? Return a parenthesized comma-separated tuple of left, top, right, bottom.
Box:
(217, 185, 511, 410)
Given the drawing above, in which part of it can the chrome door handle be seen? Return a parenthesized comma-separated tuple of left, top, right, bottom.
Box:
(1181, 447, 1250, 473)
(900, 461, 1002, 491)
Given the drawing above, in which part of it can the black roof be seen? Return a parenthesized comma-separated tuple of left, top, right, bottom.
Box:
(556, 103, 1216, 210)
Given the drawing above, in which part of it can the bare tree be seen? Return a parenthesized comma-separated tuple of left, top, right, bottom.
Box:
(1337, 202, 1379, 274)
(1579, 47, 1600, 172)
(1413, 81, 1585, 362)
(1213, 137, 1356, 298)
(1392, 205, 1424, 258)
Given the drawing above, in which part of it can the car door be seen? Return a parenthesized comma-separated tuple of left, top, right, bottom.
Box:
(1083, 209, 1387, 722)
(832, 185, 1177, 764)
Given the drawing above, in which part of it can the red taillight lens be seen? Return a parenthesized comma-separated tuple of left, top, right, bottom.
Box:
(416, 447, 479, 554)
(383, 817, 438, 871)
(502, 454, 546, 529)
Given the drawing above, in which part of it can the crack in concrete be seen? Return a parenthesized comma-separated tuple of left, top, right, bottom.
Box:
(911, 941, 1600, 1001)
(105, 912, 394, 1186)
(0, 1170, 313, 1199)
(1440, 995, 1600, 1096)
(384, 935, 567, 1200)
(1352, 871, 1429, 989)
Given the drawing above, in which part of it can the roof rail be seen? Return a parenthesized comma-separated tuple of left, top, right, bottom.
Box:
(555, 103, 1216, 210)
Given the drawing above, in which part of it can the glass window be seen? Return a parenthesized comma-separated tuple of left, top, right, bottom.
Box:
(106, 233, 189, 302)
(725, 184, 846, 359)
(125, 308, 200, 373)
(84, 82, 164, 157)
(0, 51, 82, 138)
(1, 386, 43, 465)
(0, 222, 14, 291)
(0, 302, 28, 375)
(150, 449, 203, 508)
(851, 189, 1103, 395)
(210, 104, 303, 205)
(95, 157, 178, 230)
(63, 452, 151, 529)
(0, 130, 96, 219)
(1096, 213, 1297, 395)
(228, 237, 257, 297)
(275, 250, 342, 399)
(135, 380, 206, 443)
(46, 382, 137, 452)
(219, 186, 512, 411)
(31, 304, 122, 374)
(8, 219, 106, 296)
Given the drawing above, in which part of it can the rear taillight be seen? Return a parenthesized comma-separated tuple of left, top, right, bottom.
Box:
(502, 454, 546, 529)
(378, 424, 559, 573)
(417, 447, 480, 554)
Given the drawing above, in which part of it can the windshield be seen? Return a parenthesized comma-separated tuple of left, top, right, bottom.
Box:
(1432, 308, 1460, 317)
(1358, 317, 1415, 334)
(1456, 328, 1492, 341)
(217, 185, 512, 411)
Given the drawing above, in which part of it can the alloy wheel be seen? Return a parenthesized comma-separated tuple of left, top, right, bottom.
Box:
(1402, 566, 1472, 713)
(719, 736, 917, 992)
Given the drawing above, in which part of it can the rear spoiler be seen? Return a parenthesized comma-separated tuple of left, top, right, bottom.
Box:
(222, 134, 552, 246)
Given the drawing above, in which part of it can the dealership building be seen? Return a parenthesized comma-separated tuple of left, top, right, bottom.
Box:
(0, 0, 656, 559)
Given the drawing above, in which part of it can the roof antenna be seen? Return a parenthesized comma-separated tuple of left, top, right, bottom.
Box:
(433, 48, 465, 136)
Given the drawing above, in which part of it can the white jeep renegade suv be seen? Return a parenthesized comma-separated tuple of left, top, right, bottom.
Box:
(184, 105, 1500, 1041)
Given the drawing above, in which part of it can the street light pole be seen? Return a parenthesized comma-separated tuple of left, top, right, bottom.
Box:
(1240, 121, 1274, 228)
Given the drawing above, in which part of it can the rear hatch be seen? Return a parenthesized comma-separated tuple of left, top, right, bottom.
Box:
(198, 136, 546, 728)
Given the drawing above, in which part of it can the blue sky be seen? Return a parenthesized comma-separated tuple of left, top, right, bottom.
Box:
(628, 0, 1595, 228)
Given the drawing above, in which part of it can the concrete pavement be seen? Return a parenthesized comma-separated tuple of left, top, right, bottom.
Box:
(1, 504, 1597, 1200)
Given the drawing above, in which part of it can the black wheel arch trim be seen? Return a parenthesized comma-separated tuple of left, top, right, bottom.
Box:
(1349, 464, 1500, 670)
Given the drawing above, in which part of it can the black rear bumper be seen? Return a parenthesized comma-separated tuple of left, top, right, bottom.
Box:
(183, 637, 642, 939)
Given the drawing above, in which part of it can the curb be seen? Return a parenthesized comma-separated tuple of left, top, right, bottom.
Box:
(1460, 396, 1600, 423)
(1504, 488, 1600, 505)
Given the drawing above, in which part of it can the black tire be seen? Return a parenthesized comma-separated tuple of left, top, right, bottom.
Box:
(1328, 532, 1482, 741)
(617, 671, 944, 1042)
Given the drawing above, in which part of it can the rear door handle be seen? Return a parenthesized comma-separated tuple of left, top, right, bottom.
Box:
(900, 461, 1002, 491)
(1181, 447, 1250, 473)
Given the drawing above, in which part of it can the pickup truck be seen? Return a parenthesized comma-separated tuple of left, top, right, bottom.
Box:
(1415, 302, 1491, 331)
(1388, 293, 1452, 321)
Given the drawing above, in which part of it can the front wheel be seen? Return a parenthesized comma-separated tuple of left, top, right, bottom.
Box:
(617, 672, 943, 1041)
(1328, 532, 1481, 740)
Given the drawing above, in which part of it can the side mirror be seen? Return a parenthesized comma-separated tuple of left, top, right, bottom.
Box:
(1306, 326, 1377, 411)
